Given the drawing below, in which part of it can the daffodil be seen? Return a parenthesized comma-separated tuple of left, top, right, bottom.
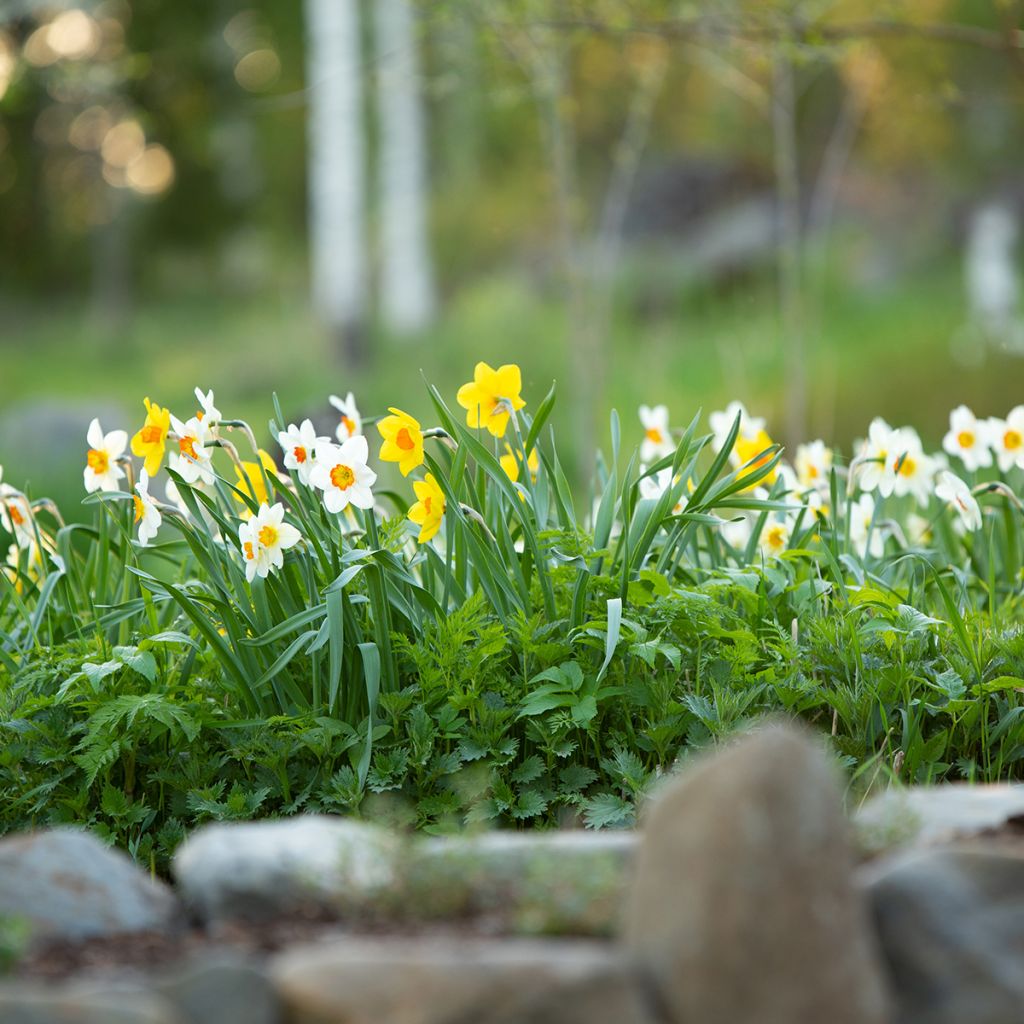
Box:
(935, 470, 982, 532)
(234, 449, 277, 513)
(309, 437, 376, 514)
(238, 502, 302, 582)
(83, 418, 127, 494)
(709, 401, 765, 453)
(638, 467, 690, 514)
(408, 472, 445, 543)
(794, 440, 832, 492)
(4, 538, 50, 592)
(734, 429, 778, 488)
(456, 362, 526, 438)
(638, 405, 674, 463)
(759, 518, 790, 560)
(170, 414, 215, 485)
(855, 417, 897, 495)
(377, 408, 424, 477)
(500, 444, 539, 484)
(988, 407, 1024, 473)
(848, 493, 884, 558)
(330, 392, 362, 443)
(886, 428, 936, 507)
(194, 387, 222, 431)
(720, 516, 753, 551)
(133, 470, 162, 546)
(0, 486, 33, 548)
(278, 419, 323, 486)
(906, 513, 933, 546)
(130, 398, 171, 477)
(942, 405, 993, 472)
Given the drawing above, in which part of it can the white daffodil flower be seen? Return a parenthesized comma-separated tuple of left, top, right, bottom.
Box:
(719, 515, 753, 551)
(0, 486, 34, 548)
(133, 470, 162, 546)
(169, 414, 215, 485)
(855, 417, 898, 495)
(709, 400, 766, 453)
(906, 513, 933, 546)
(988, 406, 1024, 473)
(795, 440, 833, 492)
(278, 419, 323, 486)
(886, 428, 936, 507)
(194, 388, 222, 433)
(942, 405, 993, 472)
(329, 392, 362, 443)
(759, 518, 791, 560)
(238, 502, 301, 582)
(935, 470, 982, 532)
(848, 493, 885, 558)
(83, 418, 127, 494)
(638, 466, 688, 514)
(309, 436, 377, 514)
(638, 405, 674, 463)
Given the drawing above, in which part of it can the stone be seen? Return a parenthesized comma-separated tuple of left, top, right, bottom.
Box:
(623, 722, 890, 1024)
(394, 831, 637, 935)
(271, 936, 628, 1024)
(156, 952, 282, 1024)
(854, 784, 1024, 854)
(0, 981, 182, 1023)
(0, 828, 180, 943)
(468, 965, 660, 1024)
(861, 845, 1024, 1024)
(172, 816, 397, 923)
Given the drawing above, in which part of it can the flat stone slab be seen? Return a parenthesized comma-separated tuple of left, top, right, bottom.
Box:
(0, 829, 180, 943)
(0, 981, 181, 1023)
(855, 784, 1024, 853)
(172, 817, 397, 923)
(271, 936, 632, 1024)
(396, 831, 637, 934)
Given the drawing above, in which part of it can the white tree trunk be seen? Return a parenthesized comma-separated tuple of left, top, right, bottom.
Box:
(305, 0, 366, 345)
(374, 0, 436, 334)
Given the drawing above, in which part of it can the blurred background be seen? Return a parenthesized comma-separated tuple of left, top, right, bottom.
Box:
(2, 0, 1024, 508)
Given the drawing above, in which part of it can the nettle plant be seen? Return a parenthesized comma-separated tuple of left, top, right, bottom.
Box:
(2, 369, 1024, 856)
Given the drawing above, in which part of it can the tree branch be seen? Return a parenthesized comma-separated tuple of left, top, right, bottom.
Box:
(496, 15, 1024, 55)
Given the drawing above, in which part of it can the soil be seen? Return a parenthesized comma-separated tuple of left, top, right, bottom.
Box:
(11, 905, 540, 982)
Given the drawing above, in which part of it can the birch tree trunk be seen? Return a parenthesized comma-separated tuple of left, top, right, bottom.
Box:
(374, 0, 436, 335)
(305, 0, 367, 362)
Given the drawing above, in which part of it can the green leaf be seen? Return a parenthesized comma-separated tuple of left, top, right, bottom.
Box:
(582, 793, 635, 829)
(113, 646, 157, 683)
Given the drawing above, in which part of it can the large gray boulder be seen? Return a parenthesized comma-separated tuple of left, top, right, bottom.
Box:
(623, 722, 891, 1024)
(172, 816, 397, 923)
(862, 845, 1024, 1024)
(0, 828, 180, 942)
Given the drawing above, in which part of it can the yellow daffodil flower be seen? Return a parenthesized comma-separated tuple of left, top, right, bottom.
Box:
(130, 398, 171, 477)
(735, 429, 778, 489)
(408, 473, 445, 543)
(499, 444, 539, 484)
(456, 362, 526, 438)
(377, 408, 425, 477)
(234, 449, 277, 515)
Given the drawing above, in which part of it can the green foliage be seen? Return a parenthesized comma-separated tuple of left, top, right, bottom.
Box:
(2, 373, 1024, 873)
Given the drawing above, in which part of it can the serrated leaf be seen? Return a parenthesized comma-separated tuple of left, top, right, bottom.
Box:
(582, 793, 635, 829)
(113, 646, 157, 683)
